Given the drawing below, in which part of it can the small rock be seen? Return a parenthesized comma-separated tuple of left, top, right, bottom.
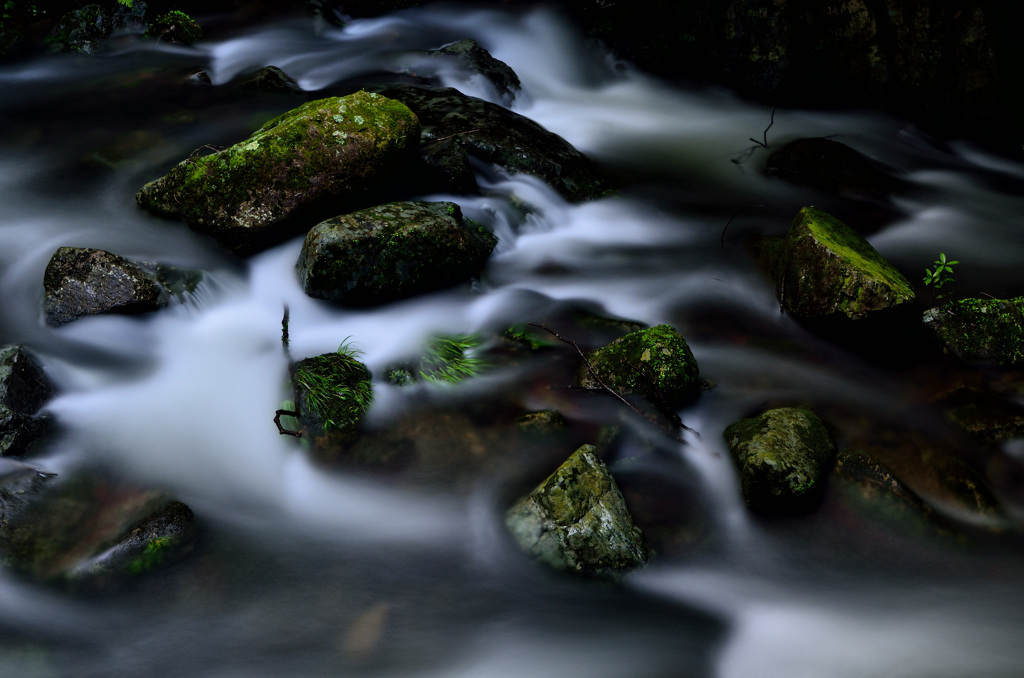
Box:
(724, 406, 835, 512)
(430, 38, 521, 102)
(516, 410, 567, 434)
(297, 201, 496, 306)
(576, 324, 700, 411)
(763, 206, 915, 319)
(148, 10, 203, 45)
(764, 138, 908, 198)
(505, 444, 649, 577)
(923, 297, 1024, 367)
(42, 247, 201, 326)
(236, 65, 302, 94)
(1, 345, 56, 458)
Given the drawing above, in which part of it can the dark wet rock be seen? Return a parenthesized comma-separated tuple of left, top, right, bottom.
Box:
(576, 324, 699, 411)
(420, 137, 477, 194)
(0, 472, 195, 586)
(724, 407, 835, 512)
(923, 297, 1024, 367)
(1, 345, 56, 458)
(517, 410, 567, 434)
(831, 449, 953, 538)
(236, 65, 302, 94)
(429, 38, 521, 102)
(136, 92, 420, 256)
(764, 138, 908, 199)
(297, 201, 496, 306)
(372, 84, 613, 202)
(934, 384, 1024, 443)
(762, 206, 914, 320)
(505, 444, 649, 576)
(42, 246, 201, 326)
(46, 5, 112, 54)
(148, 11, 203, 45)
(292, 349, 373, 442)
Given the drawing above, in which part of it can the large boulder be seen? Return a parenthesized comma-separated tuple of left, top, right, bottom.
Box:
(296, 201, 496, 306)
(1, 345, 56, 458)
(764, 206, 915, 319)
(42, 246, 201, 326)
(372, 84, 613, 202)
(505, 444, 649, 576)
(724, 407, 835, 512)
(576, 324, 700, 411)
(923, 297, 1024, 367)
(136, 92, 420, 255)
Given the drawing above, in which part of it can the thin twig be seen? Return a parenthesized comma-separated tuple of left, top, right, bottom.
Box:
(749, 106, 776, 148)
(720, 203, 765, 250)
(528, 323, 690, 444)
(275, 409, 302, 437)
(426, 128, 482, 145)
(620, 358, 698, 438)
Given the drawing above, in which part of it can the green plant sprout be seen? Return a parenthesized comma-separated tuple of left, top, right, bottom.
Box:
(419, 334, 485, 383)
(923, 252, 958, 291)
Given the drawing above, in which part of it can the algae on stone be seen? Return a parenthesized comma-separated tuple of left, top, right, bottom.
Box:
(297, 201, 496, 306)
(766, 206, 914, 319)
(505, 444, 649, 577)
(923, 296, 1024, 367)
(724, 406, 835, 512)
(576, 324, 699, 410)
(136, 92, 420, 255)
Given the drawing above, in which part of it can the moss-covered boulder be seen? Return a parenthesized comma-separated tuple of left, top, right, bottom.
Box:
(292, 348, 373, 440)
(297, 201, 496, 306)
(136, 92, 420, 255)
(724, 407, 835, 512)
(0, 472, 195, 587)
(372, 84, 612, 202)
(1, 345, 56, 458)
(42, 247, 201, 327)
(505, 444, 649, 577)
(576, 324, 699, 410)
(148, 11, 203, 45)
(764, 206, 915, 319)
(923, 297, 1024, 367)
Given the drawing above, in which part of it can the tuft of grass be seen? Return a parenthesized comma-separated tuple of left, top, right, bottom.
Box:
(419, 334, 486, 383)
(293, 339, 373, 431)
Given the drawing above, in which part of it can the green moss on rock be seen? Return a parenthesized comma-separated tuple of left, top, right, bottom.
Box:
(767, 206, 915, 319)
(296, 200, 496, 306)
(724, 406, 835, 512)
(576, 324, 699, 410)
(505, 444, 649, 577)
(136, 92, 420, 256)
(923, 296, 1024, 366)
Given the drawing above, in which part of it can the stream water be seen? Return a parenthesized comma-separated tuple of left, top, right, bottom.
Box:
(3, 5, 1024, 677)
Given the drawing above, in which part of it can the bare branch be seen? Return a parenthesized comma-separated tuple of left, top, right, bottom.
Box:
(274, 409, 302, 437)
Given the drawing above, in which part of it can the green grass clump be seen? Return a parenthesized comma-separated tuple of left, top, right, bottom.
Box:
(293, 340, 373, 432)
(419, 334, 486, 383)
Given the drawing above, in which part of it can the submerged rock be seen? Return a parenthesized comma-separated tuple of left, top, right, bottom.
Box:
(42, 246, 201, 326)
(764, 206, 914, 319)
(429, 38, 521, 102)
(297, 201, 496, 306)
(505, 444, 649, 576)
(292, 348, 373, 440)
(576, 324, 700, 410)
(0, 346, 56, 458)
(372, 84, 612, 202)
(136, 92, 420, 255)
(724, 407, 835, 512)
(764, 138, 908, 198)
(923, 297, 1024, 367)
(236, 65, 302, 94)
(0, 472, 195, 587)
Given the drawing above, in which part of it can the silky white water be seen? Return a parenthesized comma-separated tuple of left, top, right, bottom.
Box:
(3, 5, 1024, 677)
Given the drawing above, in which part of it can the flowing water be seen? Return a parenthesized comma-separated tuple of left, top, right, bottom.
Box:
(3, 5, 1024, 677)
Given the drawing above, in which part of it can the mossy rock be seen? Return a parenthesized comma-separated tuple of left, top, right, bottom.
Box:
(46, 5, 111, 54)
(0, 473, 195, 587)
(765, 206, 914, 319)
(505, 444, 649, 577)
(372, 83, 613, 202)
(296, 201, 496, 306)
(724, 406, 835, 512)
(923, 297, 1024, 367)
(576, 324, 699, 410)
(1, 345, 56, 458)
(292, 350, 373, 438)
(148, 11, 203, 45)
(42, 247, 201, 326)
(136, 92, 420, 256)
